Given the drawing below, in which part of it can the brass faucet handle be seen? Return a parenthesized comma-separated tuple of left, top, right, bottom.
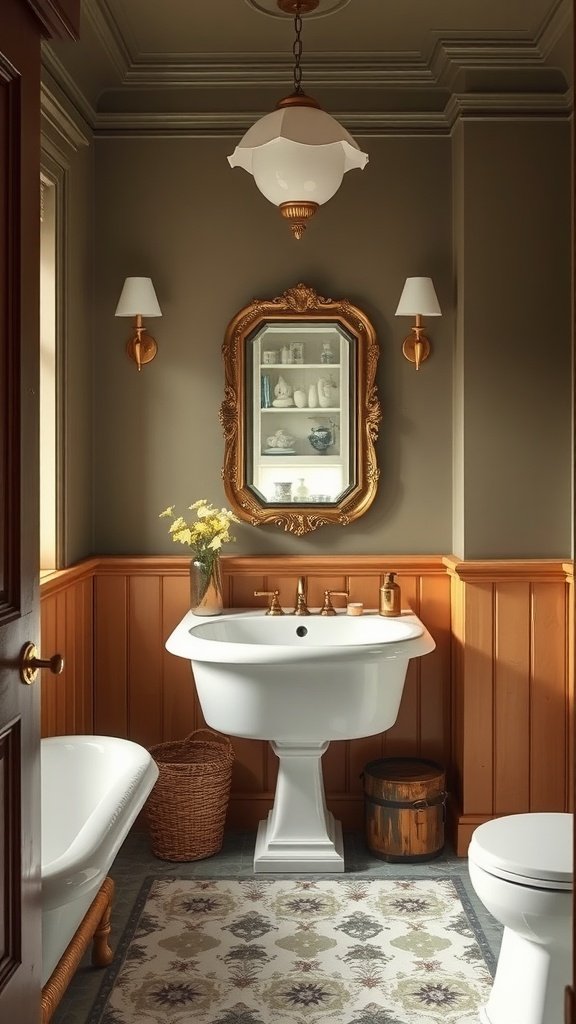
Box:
(254, 590, 285, 615)
(320, 589, 350, 616)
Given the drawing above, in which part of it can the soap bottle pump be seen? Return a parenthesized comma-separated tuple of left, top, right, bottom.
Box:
(379, 572, 401, 617)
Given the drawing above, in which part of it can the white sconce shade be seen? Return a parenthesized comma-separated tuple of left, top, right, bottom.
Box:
(115, 277, 162, 318)
(395, 276, 441, 317)
(115, 277, 162, 371)
(395, 276, 441, 371)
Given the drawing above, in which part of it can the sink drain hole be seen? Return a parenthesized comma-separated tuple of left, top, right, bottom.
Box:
(296, 625, 308, 638)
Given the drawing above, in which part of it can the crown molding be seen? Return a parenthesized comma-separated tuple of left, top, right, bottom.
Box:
(91, 109, 449, 139)
(84, 0, 130, 77)
(120, 53, 433, 89)
(91, 95, 570, 139)
(536, 0, 572, 55)
(445, 89, 572, 126)
(42, 46, 97, 127)
(68, 0, 572, 93)
(43, 0, 572, 132)
(40, 80, 92, 151)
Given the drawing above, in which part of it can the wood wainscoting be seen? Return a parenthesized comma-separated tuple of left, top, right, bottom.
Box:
(39, 555, 573, 854)
(446, 557, 574, 853)
(40, 560, 96, 737)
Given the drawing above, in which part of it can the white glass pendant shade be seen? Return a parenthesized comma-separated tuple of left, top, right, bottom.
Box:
(250, 139, 347, 205)
(228, 105, 368, 207)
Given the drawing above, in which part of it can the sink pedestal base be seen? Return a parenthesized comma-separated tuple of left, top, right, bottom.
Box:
(253, 740, 345, 873)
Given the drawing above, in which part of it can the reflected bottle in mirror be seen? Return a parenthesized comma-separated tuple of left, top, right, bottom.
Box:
(261, 374, 272, 408)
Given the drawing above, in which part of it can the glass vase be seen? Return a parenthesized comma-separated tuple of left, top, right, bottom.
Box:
(190, 553, 223, 616)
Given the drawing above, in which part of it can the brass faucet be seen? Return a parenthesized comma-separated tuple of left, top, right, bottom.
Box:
(254, 590, 285, 615)
(294, 576, 311, 616)
(320, 589, 350, 616)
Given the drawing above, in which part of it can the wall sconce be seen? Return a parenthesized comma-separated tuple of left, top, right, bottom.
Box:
(115, 276, 162, 371)
(395, 276, 441, 370)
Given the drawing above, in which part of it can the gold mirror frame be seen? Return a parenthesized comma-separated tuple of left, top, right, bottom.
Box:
(220, 283, 381, 535)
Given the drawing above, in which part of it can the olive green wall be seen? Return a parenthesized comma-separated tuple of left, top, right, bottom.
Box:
(90, 123, 571, 558)
(453, 119, 572, 559)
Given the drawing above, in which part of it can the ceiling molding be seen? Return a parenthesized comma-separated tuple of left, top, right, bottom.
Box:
(40, 80, 92, 150)
(445, 89, 572, 127)
(535, 0, 572, 54)
(42, 0, 572, 131)
(120, 53, 433, 89)
(70, 0, 572, 93)
(42, 47, 97, 126)
(91, 96, 570, 140)
(83, 0, 133, 75)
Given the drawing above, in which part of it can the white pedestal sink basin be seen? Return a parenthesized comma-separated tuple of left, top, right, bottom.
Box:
(166, 609, 435, 873)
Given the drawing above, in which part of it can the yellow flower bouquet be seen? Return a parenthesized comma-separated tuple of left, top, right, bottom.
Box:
(160, 499, 239, 615)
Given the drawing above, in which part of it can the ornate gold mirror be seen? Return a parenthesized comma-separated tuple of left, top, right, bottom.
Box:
(221, 283, 381, 534)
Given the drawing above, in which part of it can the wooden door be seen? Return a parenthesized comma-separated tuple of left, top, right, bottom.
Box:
(0, 0, 77, 1018)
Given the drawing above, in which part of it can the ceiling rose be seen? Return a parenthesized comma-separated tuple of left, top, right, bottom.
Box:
(244, 0, 352, 19)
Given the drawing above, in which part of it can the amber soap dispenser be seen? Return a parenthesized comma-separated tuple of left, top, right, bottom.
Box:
(379, 572, 401, 617)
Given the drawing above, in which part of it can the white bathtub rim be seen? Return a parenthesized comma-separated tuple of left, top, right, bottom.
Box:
(41, 735, 158, 911)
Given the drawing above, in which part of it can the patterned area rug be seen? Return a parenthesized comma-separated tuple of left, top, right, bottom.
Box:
(88, 877, 495, 1024)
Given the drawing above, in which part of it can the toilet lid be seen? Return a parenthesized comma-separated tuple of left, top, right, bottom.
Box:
(469, 813, 573, 889)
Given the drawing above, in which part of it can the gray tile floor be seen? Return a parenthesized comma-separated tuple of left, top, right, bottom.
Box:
(52, 829, 502, 1024)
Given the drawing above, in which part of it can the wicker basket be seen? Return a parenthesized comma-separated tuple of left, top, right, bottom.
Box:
(145, 729, 234, 862)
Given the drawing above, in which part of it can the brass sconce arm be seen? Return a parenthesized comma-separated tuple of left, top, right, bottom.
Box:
(126, 314, 158, 372)
(402, 314, 431, 371)
(395, 277, 441, 371)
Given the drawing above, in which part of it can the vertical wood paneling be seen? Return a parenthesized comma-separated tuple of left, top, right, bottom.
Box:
(461, 583, 494, 815)
(449, 572, 465, 788)
(229, 574, 265, 608)
(40, 592, 57, 737)
(54, 590, 67, 735)
(81, 576, 94, 734)
(384, 575, 419, 755)
(348, 575, 381, 610)
(566, 570, 574, 811)
(231, 737, 268, 793)
(322, 739, 348, 793)
(494, 582, 530, 813)
(94, 575, 128, 736)
(40, 572, 94, 738)
(530, 582, 567, 810)
(419, 573, 451, 765)
(128, 576, 163, 747)
(349, 734, 383, 800)
(162, 576, 197, 740)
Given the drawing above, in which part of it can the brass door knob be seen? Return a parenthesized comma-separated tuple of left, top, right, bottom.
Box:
(20, 642, 64, 685)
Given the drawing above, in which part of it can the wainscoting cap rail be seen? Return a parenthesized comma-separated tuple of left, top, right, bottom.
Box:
(443, 556, 572, 583)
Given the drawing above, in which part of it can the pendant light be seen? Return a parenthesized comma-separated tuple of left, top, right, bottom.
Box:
(228, 0, 368, 239)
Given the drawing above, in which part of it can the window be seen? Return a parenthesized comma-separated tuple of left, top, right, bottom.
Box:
(39, 175, 59, 571)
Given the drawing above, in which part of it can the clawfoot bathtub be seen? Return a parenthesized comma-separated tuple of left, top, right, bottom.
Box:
(41, 735, 158, 1021)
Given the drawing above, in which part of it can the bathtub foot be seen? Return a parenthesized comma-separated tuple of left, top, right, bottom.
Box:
(92, 882, 114, 967)
(41, 876, 116, 1024)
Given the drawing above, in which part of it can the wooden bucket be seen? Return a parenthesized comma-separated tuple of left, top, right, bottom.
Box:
(363, 757, 447, 862)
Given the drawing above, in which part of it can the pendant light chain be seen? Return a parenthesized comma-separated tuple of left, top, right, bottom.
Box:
(292, 11, 304, 94)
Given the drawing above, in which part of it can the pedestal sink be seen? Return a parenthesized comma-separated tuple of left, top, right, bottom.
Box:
(166, 609, 435, 872)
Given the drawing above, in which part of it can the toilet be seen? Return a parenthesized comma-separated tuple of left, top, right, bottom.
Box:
(468, 812, 573, 1024)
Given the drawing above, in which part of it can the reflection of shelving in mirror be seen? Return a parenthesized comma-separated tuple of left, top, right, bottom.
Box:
(247, 311, 355, 509)
(259, 370, 341, 411)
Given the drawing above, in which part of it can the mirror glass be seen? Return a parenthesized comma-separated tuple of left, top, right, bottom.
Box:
(221, 283, 381, 534)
